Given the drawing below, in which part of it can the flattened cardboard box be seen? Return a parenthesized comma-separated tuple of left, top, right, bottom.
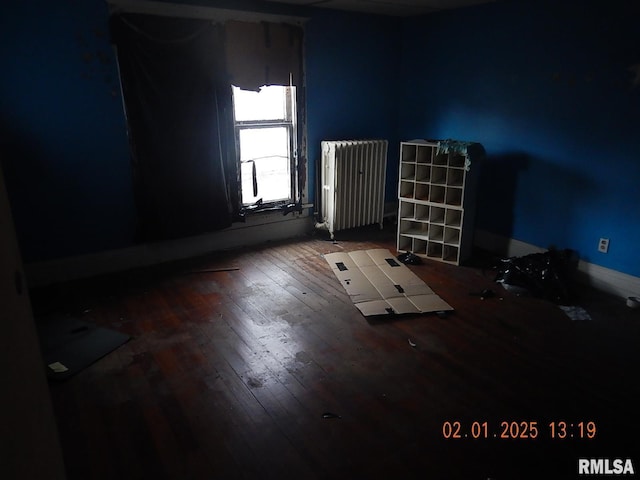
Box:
(325, 249, 453, 316)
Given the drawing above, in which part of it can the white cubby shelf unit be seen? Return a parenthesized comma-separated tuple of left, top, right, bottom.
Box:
(397, 139, 484, 265)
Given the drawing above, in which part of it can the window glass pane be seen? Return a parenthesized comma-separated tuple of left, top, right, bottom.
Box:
(239, 127, 290, 204)
(239, 127, 288, 162)
(233, 85, 287, 121)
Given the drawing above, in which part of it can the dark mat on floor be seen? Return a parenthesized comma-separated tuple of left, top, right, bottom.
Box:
(36, 315, 130, 381)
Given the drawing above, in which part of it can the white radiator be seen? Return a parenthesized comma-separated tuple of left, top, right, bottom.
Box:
(319, 139, 388, 239)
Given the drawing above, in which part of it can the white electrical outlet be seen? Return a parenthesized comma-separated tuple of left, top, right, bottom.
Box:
(598, 238, 609, 253)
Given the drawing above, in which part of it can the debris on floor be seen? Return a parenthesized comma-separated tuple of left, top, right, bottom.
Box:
(47, 361, 69, 373)
(494, 248, 578, 304)
(37, 315, 131, 380)
(559, 305, 592, 321)
(627, 296, 640, 309)
(321, 412, 341, 419)
(492, 249, 596, 321)
(185, 266, 240, 274)
(397, 252, 422, 265)
(470, 288, 497, 300)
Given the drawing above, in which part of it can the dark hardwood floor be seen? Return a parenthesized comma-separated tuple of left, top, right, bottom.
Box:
(32, 226, 640, 480)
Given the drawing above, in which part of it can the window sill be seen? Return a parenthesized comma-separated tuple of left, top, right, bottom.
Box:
(231, 203, 314, 230)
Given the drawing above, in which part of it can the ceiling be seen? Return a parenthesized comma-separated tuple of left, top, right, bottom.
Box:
(264, 0, 497, 16)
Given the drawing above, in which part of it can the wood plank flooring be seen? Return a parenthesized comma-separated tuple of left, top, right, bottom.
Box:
(33, 226, 640, 479)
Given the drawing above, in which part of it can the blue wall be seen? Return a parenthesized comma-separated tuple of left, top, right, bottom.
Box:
(305, 10, 401, 206)
(1, 1, 400, 263)
(1, 1, 136, 262)
(400, 0, 640, 277)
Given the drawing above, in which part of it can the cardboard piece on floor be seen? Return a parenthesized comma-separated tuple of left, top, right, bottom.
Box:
(325, 249, 453, 316)
(37, 315, 131, 381)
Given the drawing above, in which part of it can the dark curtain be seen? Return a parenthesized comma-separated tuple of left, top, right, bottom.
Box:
(225, 21, 304, 91)
(110, 13, 238, 242)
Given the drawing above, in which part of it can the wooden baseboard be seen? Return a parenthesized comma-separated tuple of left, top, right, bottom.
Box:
(25, 213, 313, 287)
(26, 221, 640, 301)
(474, 229, 640, 300)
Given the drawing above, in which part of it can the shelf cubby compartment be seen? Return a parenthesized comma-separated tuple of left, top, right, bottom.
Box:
(401, 162, 416, 180)
(433, 153, 448, 165)
(399, 201, 415, 219)
(429, 224, 444, 242)
(427, 241, 443, 258)
(445, 187, 463, 206)
(430, 206, 445, 224)
(415, 183, 430, 201)
(449, 153, 466, 168)
(398, 235, 412, 252)
(446, 168, 464, 187)
(415, 204, 430, 221)
(430, 166, 447, 184)
(401, 219, 429, 238)
(444, 226, 461, 245)
(445, 208, 462, 227)
(416, 164, 431, 182)
(443, 245, 459, 263)
(413, 238, 428, 255)
(401, 144, 417, 162)
(400, 181, 415, 199)
(416, 145, 432, 164)
(429, 185, 445, 203)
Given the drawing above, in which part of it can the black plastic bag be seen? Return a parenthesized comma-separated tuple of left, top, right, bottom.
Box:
(397, 252, 422, 265)
(494, 249, 577, 304)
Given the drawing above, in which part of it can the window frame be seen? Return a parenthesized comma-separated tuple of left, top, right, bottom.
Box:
(232, 85, 298, 211)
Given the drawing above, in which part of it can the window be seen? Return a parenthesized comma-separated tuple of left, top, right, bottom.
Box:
(112, 11, 305, 237)
(232, 85, 297, 208)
